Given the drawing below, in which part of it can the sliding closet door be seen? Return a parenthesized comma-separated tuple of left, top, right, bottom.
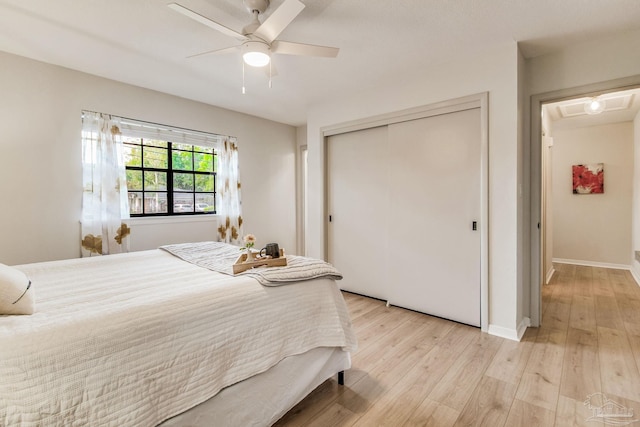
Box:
(387, 108, 481, 326)
(327, 126, 388, 299)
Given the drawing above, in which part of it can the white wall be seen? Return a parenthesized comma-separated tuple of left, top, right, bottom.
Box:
(543, 137, 555, 282)
(127, 216, 218, 252)
(517, 47, 527, 327)
(633, 111, 640, 280)
(295, 125, 307, 255)
(527, 29, 640, 96)
(0, 51, 297, 265)
(306, 42, 522, 336)
(551, 123, 633, 266)
(542, 110, 555, 283)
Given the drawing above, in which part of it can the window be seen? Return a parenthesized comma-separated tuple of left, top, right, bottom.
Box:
(81, 112, 232, 218)
(123, 137, 217, 216)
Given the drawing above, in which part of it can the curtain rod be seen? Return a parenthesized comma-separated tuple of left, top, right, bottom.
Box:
(81, 109, 236, 141)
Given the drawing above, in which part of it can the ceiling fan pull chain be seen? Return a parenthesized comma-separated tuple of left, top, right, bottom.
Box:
(242, 61, 246, 94)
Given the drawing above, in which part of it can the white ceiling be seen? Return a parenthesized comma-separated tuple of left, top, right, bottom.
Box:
(544, 88, 640, 130)
(1, 0, 640, 126)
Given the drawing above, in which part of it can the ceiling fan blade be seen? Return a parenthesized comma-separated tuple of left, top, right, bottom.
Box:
(168, 3, 248, 41)
(253, 0, 305, 43)
(186, 46, 239, 59)
(271, 40, 339, 58)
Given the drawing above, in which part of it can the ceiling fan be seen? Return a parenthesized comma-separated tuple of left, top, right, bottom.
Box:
(168, 0, 339, 69)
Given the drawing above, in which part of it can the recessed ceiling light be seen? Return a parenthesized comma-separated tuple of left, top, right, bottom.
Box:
(584, 96, 606, 115)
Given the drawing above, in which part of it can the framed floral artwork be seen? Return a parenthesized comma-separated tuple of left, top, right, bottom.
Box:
(572, 163, 604, 194)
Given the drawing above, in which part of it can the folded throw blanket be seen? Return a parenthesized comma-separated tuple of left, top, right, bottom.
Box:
(160, 241, 343, 286)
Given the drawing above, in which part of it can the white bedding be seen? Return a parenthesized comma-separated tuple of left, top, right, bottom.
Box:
(0, 249, 356, 427)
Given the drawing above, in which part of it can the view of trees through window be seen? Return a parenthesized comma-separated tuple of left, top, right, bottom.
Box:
(123, 136, 216, 216)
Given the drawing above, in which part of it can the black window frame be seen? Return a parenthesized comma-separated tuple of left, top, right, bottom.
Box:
(124, 137, 217, 217)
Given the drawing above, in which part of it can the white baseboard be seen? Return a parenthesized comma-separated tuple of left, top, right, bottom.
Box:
(552, 258, 631, 270)
(631, 268, 640, 287)
(488, 317, 530, 342)
(554, 258, 640, 288)
(545, 267, 556, 285)
(517, 317, 531, 340)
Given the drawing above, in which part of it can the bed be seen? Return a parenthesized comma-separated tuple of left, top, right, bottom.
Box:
(0, 242, 357, 427)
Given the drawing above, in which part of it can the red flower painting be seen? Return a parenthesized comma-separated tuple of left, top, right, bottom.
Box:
(572, 163, 604, 194)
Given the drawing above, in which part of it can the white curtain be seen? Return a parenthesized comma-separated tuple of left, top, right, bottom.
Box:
(81, 111, 131, 256)
(216, 138, 243, 245)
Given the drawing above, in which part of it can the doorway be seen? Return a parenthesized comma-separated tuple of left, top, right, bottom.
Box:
(530, 79, 640, 327)
(298, 145, 308, 256)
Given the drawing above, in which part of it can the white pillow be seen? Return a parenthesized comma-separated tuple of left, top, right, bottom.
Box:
(0, 263, 35, 315)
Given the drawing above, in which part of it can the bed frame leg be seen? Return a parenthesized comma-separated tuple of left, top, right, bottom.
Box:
(338, 370, 344, 385)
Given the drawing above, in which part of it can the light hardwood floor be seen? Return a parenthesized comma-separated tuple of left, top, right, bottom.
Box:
(274, 264, 640, 426)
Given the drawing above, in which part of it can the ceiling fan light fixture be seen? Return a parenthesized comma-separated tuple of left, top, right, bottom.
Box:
(242, 41, 270, 67)
(584, 96, 606, 115)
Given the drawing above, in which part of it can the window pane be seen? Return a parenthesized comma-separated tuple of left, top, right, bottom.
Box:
(126, 170, 143, 190)
(123, 144, 142, 167)
(195, 194, 215, 212)
(144, 139, 168, 148)
(194, 153, 214, 172)
(144, 171, 167, 191)
(195, 174, 214, 192)
(144, 192, 168, 214)
(143, 146, 168, 169)
(172, 150, 193, 171)
(123, 136, 141, 145)
(195, 145, 214, 154)
(173, 172, 194, 191)
(128, 192, 143, 215)
(173, 143, 192, 151)
(173, 194, 194, 213)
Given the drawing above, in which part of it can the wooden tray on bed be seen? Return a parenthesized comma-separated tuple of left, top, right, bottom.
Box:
(233, 249, 287, 274)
